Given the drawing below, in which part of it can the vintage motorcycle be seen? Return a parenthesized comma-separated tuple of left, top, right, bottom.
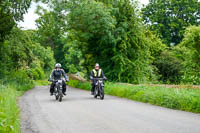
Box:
(49, 79, 66, 102)
(93, 78, 105, 100)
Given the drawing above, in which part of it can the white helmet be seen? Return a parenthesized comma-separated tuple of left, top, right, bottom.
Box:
(55, 63, 61, 68)
(95, 63, 99, 67)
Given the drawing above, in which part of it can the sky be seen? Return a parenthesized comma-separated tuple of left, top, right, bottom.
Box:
(18, 0, 149, 29)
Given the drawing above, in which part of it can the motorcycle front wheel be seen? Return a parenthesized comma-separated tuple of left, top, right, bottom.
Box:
(58, 90, 63, 102)
(94, 87, 98, 98)
(59, 96, 62, 102)
(99, 87, 104, 100)
(55, 94, 59, 100)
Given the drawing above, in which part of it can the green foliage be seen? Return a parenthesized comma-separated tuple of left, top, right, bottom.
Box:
(0, 70, 34, 133)
(0, 2, 56, 133)
(155, 48, 184, 84)
(67, 0, 116, 75)
(36, 0, 200, 85)
(0, 0, 32, 42)
(142, 0, 200, 45)
(63, 34, 85, 73)
(68, 80, 83, 88)
(0, 27, 55, 80)
(35, 79, 50, 86)
(68, 79, 200, 113)
(67, 0, 162, 83)
(144, 30, 167, 82)
(144, 30, 167, 59)
(35, 7, 85, 72)
(30, 67, 45, 80)
(179, 26, 200, 84)
(0, 87, 20, 133)
(35, 4, 68, 70)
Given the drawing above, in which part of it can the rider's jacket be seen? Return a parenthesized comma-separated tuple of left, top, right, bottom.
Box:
(90, 69, 105, 79)
(49, 69, 68, 81)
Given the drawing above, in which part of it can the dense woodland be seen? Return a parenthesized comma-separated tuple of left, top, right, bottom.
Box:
(1, 0, 200, 84)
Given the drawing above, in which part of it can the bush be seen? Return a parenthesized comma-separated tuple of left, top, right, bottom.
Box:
(5, 70, 34, 92)
(31, 67, 45, 80)
(155, 48, 184, 84)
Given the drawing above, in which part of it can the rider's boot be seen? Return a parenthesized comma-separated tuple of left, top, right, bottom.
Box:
(91, 85, 95, 95)
(91, 91, 94, 95)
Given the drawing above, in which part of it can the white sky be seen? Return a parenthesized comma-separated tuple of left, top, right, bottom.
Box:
(18, 0, 149, 29)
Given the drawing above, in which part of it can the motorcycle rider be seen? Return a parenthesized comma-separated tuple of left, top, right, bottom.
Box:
(49, 63, 69, 96)
(90, 63, 107, 95)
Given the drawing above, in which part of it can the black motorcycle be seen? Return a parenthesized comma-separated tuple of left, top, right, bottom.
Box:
(93, 78, 105, 100)
(50, 79, 65, 102)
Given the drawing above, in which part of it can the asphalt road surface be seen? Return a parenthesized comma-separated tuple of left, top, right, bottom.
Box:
(19, 86, 200, 133)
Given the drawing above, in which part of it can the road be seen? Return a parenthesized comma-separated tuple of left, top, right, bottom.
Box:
(19, 86, 200, 133)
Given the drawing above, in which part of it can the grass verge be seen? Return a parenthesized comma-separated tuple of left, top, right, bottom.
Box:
(68, 79, 200, 113)
(0, 79, 34, 133)
(34, 79, 50, 86)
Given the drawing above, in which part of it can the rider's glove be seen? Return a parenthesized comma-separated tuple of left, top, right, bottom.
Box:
(103, 77, 107, 81)
(65, 78, 69, 82)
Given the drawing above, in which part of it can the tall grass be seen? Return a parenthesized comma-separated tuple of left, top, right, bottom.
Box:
(0, 77, 34, 133)
(68, 80, 200, 113)
(0, 85, 20, 133)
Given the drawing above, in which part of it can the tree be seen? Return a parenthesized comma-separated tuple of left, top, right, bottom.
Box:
(0, 27, 55, 79)
(35, 8, 67, 70)
(35, 1, 85, 72)
(67, 0, 158, 83)
(63, 33, 85, 73)
(0, 0, 32, 42)
(142, 0, 200, 46)
(179, 26, 200, 84)
(67, 0, 117, 74)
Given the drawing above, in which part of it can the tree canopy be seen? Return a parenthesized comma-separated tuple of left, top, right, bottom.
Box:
(142, 0, 200, 46)
(66, 0, 165, 83)
(0, 0, 32, 42)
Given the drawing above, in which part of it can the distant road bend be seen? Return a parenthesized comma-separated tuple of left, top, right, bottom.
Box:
(19, 86, 200, 133)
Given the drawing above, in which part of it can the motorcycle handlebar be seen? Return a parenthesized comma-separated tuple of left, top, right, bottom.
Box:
(48, 79, 69, 82)
(92, 78, 105, 80)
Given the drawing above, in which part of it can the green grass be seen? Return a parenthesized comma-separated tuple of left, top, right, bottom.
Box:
(34, 79, 50, 86)
(68, 80, 200, 113)
(0, 80, 34, 133)
(0, 86, 20, 133)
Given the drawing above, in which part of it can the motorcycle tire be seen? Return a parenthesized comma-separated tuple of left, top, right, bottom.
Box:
(94, 87, 98, 98)
(100, 87, 104, 100)
(55, 94, 59, 100)
(59, 96, 62, 102)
